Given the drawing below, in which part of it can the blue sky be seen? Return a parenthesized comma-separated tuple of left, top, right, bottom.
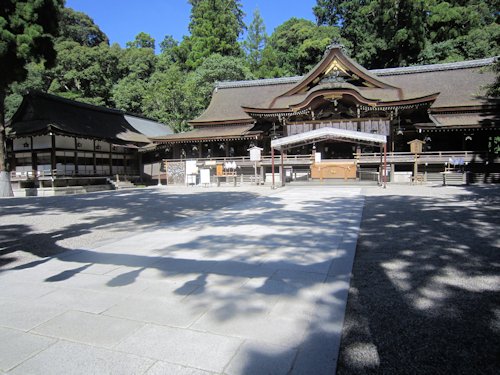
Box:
(65, 0, 318, 52)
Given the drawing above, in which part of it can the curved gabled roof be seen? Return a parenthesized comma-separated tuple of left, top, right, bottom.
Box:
(191, 55, 496, 125)
(279, 44, 400, 98)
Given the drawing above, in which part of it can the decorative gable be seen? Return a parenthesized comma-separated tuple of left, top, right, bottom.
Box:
(282, 43, 399, 97)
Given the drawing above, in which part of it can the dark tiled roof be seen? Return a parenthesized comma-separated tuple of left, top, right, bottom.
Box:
(7, 91, 168, 145)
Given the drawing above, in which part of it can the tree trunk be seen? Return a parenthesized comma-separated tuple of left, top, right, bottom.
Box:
(0, 89, 14, 197)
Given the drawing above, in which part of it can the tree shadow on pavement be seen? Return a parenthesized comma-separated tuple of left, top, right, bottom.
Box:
(3, 185, 497, 374)
(336, 186, 500, 375)
(0, 189, 264, 268)
(0, 187, 363, 374)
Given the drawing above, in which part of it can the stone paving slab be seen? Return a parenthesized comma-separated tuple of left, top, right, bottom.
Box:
(115, 324, 243, 373)
(224, 341, 298, 375)
(8, 340, 154, 375)
(145, 361, 215, 375)
(32, 310, 144, 348)
(35, 288, 127, 314)
(103, 295, 209, 328)
(0, 327, 56, 372)
(0, 299, 65, 332)
(0, 186, 364, 374)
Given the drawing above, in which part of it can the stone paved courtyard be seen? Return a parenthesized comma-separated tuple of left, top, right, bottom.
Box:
(1, 184, 498, 374)
(0, 186, 364, 374)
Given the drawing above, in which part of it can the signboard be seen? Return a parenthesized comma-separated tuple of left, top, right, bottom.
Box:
(315, 152, 322, 163)
(407, 139, 425, 154)
(200, 168, 210, 184)
(185, 160, 198, 185)
(185, 160, 198, 174)
(248, 146, 263, 161)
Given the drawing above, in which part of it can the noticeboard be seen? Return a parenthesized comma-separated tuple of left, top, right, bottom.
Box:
(200, 168, 210, 184)
(248, 146, 263, 161)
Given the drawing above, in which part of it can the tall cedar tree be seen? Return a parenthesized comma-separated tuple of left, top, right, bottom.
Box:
(186, 0, 245, 69)
(0, 0, 63, 196)
(243, 8, 267, 76)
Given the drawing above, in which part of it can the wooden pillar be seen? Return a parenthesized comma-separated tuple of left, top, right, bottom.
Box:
(30, 137, 38, 178)
(93, 140, 97, 175)
(379, 145, 383, 185)
(74, 137, 79, 175)
(50, 133, 56, 177)
(123, 152, 127, 176)
(138, 152, 143, 181)
(30, 136, 36, 177)
(109, 145, 113, 176)
(280, 148, 285, 187)
(383, 143, 387, 188)
(271, 147, 275, 188)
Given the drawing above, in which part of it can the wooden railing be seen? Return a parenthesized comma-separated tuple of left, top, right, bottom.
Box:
(355, 150, 487, 164)
(161, 150, 493, 166)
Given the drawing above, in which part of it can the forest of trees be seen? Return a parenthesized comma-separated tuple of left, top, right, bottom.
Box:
(4, 0, 500, 133)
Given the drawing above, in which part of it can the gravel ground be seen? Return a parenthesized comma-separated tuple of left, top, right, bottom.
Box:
(336, 184, 500, 375)
(0, 185, 274, 269)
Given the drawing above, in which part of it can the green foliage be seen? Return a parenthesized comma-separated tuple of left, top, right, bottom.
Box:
(143, 55, 252, 132)
(0, 0, 63, 178)
(118, 47, 156, 80)
(314, 0, 342, 26)
(328, 0, 427, 68)
(184, 54, 253, 115)
(112, 76, 148, 114)
(314, 0, 500, 68)
(0, 0, 63, 89)
(243, 8, 267, 76)
(126, 32, 155, 50)
(111, 46, 157, 113)
(143, 64, 192, 132)
(160, 35, 177, 54)
(58, 7, 109, 47)
(5, 62, 50, 119)
(260, 18, 341, 77)
(185, 0, 245, 69)
(48, 41, 123, 106)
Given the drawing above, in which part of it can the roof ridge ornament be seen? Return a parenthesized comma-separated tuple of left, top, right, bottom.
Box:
(325, 39, 348, 56)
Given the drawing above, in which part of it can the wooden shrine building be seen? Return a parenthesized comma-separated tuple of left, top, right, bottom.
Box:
(6, 91, 172, 189)
(150, 43, 498, 182)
